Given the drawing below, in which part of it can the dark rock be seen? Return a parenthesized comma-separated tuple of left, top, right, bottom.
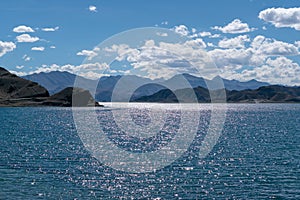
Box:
(0, 67, 49, 99)
(0, 67, 102, 107)
(43, 87, 97, 107)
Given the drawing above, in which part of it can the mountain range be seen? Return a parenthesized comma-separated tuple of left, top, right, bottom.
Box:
(23, 71, 270, 102)
(23, 71, 95, 95)
(134, 85, 300, 103)
(0, 68, 299, 104)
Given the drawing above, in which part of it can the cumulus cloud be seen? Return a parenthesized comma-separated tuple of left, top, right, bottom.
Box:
(218, 35, 250, 49)
(77, 47, 100, 60)
(199, 31, 212, 37)
(9, 70, 28, 77)
(13, 25, 35, 33)
(209, 35, 299, 76)
(207, 42, 215, 47)
(102, 39, 213, 79)
(97, 33, 300, 82)
(89, 5, 97, 12)
(31, 46, 45, 51)
(50, 45, 56, 49)
(16, 34, 39, 43)
(212, 19, 256, 34)
(184, 38, 207, 48)
(172, 25, 220, 39)
(173, 25, 189, 36)
(205, 32, 300, 85)
(251, 35, 299, 56)
(20, 62, 109, 79)
(209, 48, 254, 68)
(230, 57, 300, 85)
(259, 7, 300, 30)
(0, 41, 16, 57)
(41, 26, 59, 32)
(211, 34, 221, 38)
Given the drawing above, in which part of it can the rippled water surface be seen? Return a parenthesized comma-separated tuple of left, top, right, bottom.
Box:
(0, 104, 299, 199)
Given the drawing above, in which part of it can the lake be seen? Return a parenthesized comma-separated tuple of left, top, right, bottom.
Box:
(0, 104, 299, 199)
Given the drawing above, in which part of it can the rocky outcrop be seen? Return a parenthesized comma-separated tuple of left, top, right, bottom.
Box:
(43, 87, 98, 107)
(0, 67, 49, 99)
(0, 68, 100, 107)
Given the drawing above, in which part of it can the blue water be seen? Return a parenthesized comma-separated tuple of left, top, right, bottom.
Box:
(0, 104, 299, 199)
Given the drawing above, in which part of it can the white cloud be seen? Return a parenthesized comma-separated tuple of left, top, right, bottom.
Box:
(99, 34, 300, 81)
(102, 39, 212, 79)
(22, 54, 31, 61)
(206, 32, 300, 85)
(161, 21, 168, 25)
(209, 48, 254, 68)
(13, 25, 35, 33)
(251, 35, 299, 56)
(207, 42, 215, 47)
(16, 65, 24, 69)
(77, 47, 99, 60)
(19, 62, 109, 79)
(210, 35, 299, 71)
(89, 5, 97, 12)
(35, 23, 297, 84)
(41, 26, 59, 32)
(199, 31, 212, 37)
(0, 41, 16, 57)
(31, 46, 45, 51)
(16, 34, 39, 43)
(173, 25, 189, 36)
(218, 35, 250, 49)
(9, 70, 28, 77)
(50, 45, 56, 49)
(212, 19, 256, 34)
(259, 7, 300, 31)
(184, 38, 207, 48)
(233, 57, 300, 85)
(209, 34, 221, 38)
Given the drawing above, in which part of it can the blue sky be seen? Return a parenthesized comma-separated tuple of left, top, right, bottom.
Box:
(0, 0, 300, 85)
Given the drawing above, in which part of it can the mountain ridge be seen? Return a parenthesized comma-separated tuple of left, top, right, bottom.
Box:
(134, 85, 300, 103)
(23, 71, 271, 102)
(1, 68, 300, 104)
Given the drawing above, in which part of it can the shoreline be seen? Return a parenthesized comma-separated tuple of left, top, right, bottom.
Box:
(1, 101, 300, 108)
